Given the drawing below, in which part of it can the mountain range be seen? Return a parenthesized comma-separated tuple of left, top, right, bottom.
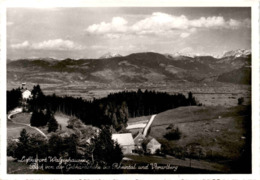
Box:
(7, 49, 251, 86)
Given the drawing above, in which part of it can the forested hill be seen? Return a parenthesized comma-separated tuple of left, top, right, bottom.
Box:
(9, 85, 197, 131)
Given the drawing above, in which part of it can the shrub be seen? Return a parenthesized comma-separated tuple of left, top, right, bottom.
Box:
(7, 140, 18, 157)
(160, 140, 185, 159)
(185, 143, 206, 160)
(164, 126, 181, 140)
(134, 148, 144, 155)
(155, 149, 161, 155)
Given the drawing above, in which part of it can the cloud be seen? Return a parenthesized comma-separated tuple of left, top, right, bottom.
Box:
(10, 39, 85, 51)
(190, 16, 225, 28)
(85, 12, 249, 37)
(131, 12, 189, 34)
(86, 17, 128, 35)
(32, 39, 84, 50)
(11, 41, 30, 49)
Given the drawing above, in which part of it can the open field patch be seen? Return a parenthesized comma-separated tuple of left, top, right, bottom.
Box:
(7, 122, 40, 139)
(11, 113, 31, 124)
(54, 113, 71, 131)
(126, 123, 147, 130)
(128, 115, 151, 123)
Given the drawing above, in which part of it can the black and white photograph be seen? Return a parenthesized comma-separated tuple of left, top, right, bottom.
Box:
(2, 0, 259, 178)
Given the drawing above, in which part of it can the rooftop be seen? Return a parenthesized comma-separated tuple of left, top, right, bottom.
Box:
(112, 133, 135, 146)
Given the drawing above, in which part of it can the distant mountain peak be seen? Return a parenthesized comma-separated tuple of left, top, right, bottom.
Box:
(221, 49, 251, 58)
(99, 52, 122, 59)
(166, 52, 195, 58)
(165, 52, 216, 59)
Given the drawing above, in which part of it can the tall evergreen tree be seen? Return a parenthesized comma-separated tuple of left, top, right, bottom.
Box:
(48, 134, 64, 157)
(48, 115, 59, 133)
(14, 129, 30, 159)
(29, 84, 45, 111)
(90, 126, 123, 165)
(30, 110, 48, 127)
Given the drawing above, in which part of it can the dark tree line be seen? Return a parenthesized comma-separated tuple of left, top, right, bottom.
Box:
(27, 86, 197, 131)
(7, 87, 22, 113)
(7, 85, 197, 131)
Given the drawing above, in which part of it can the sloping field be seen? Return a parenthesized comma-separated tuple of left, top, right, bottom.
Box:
(126, 123, 146, 130)
(149, 105, 251, 166)
(128, 115, 151, 123)
(7, 122, 40, 139)
(11, 113, 31, 124)
(54, 113, 71, 131)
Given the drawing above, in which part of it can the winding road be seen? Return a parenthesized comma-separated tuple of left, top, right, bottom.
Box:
(8, 108, 48, 139)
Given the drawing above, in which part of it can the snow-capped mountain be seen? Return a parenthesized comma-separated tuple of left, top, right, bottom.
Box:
(221, 49, 251, 58)
(165, 52, 195, 58)
(99, 52, 122, 59)
(165, 49, 251, 59)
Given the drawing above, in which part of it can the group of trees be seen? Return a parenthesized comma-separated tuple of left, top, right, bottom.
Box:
(27, 85, 197, 131)
(164, 124, 181, 140)
(30, 109, 58, 132)
(28, 85, 59, 132)
(7, 126, 123, 173)
(7, 87, 22, 113)
(7, 129, 48, 160)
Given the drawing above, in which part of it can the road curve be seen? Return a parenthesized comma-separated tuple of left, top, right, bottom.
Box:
(142, 114, 156, 137)
(7, 108, 23, 120)
(8, 108, 48, 139)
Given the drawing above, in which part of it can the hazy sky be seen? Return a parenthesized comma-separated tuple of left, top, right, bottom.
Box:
(7, 7, 251, 59)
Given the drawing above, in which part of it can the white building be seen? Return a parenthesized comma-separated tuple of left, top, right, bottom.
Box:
(146, 138, 161, 154)
(22, 89, 32, 99)
(112, 133, 135, 154)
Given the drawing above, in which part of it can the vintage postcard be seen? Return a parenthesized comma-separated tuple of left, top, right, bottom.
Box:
(1, 0, 259, 179)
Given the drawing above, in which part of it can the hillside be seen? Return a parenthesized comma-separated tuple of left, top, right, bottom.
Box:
(148, 105, 251, 172)
(217, 66, 251, 84)
(7, 51, 251, 88)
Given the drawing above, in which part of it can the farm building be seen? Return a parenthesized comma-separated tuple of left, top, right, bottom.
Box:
(146, 138, 161, 154)
(22, 89, 32, 99)
(112, 133, 135, 154)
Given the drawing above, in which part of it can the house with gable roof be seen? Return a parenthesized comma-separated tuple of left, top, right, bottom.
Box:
(146, 138, 161, 154)
(112, 133, 135, 154)
(133, 132, 161, 154)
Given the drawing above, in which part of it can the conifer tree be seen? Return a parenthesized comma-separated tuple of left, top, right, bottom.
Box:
(48, 115, 59, 133)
